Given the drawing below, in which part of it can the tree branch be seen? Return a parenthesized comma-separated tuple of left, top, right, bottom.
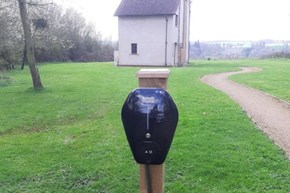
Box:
(26, 0, 54, 6)
(0, 5, 10, 11)
(0, 2, 14, 11)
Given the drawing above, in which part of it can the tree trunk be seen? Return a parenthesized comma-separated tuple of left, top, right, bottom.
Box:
(18, 0, 43, 89)
(21, 42, 27, 70)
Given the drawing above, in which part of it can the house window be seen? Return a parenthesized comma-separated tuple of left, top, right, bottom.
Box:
(131, 43, 137, 54)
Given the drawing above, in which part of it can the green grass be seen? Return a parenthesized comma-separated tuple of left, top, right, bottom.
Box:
(0, 60, 290, 192)
(230, 59, 290, 102)
(0, 72, 12, 87)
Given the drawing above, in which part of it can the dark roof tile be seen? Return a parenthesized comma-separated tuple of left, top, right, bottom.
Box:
(115, 0, 180, 16)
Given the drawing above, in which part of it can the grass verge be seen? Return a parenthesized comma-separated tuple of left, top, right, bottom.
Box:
(0, 60, 290, 192)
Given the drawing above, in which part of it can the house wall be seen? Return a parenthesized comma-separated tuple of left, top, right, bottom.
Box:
(181, 0, 191, 64)
(118, 16, 178, 66)
(176, 0, 190, 66)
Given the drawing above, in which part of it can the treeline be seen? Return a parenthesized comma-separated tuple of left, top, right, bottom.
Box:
(190, 40, 290, 59)
(0, 0, 114, 71)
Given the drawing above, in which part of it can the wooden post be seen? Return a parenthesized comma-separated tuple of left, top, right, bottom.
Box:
(136, 69, 170, 193)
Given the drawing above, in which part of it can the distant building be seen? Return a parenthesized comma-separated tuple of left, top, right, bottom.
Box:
(114, 0, 191, 66)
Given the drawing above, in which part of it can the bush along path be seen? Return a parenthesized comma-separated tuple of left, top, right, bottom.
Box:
(201, 67, 290, 159)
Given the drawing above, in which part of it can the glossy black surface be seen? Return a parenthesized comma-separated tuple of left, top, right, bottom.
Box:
(121, 88, 178, 165)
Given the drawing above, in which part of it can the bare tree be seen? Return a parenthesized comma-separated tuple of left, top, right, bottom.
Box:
(0, 1, 22, 70)
(2, 0, 114, 70)
(17, 0, 43, 89)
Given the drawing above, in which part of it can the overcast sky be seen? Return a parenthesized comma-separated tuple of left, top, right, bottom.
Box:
(56, 0, 290, 41)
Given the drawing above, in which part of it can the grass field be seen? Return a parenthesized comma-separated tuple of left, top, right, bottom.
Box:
(1, 59, 290, 192)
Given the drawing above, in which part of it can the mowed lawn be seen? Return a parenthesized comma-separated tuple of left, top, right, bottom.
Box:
(1, 60, 290, 192)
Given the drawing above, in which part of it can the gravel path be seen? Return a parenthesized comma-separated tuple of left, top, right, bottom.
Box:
(201, 67, 290, 159)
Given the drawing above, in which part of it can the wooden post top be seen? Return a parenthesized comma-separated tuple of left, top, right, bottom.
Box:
(137, 69, 170, 90)
(136, 69, 170, 78)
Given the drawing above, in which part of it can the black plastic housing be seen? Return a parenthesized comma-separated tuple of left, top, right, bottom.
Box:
(121, 88, 178, 165)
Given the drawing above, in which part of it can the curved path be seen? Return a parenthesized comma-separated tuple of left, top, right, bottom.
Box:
(201, 67, 290, 159)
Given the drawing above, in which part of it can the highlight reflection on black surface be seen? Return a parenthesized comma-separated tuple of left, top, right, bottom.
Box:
(121, 88, 178, 164)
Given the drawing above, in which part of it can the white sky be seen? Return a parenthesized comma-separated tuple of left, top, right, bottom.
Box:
(56, 0, 290, 41)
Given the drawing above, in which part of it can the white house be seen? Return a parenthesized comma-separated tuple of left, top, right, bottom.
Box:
(114, 0, 191, 66)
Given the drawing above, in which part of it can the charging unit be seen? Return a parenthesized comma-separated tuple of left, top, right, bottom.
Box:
(121, 88, 178, 165)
